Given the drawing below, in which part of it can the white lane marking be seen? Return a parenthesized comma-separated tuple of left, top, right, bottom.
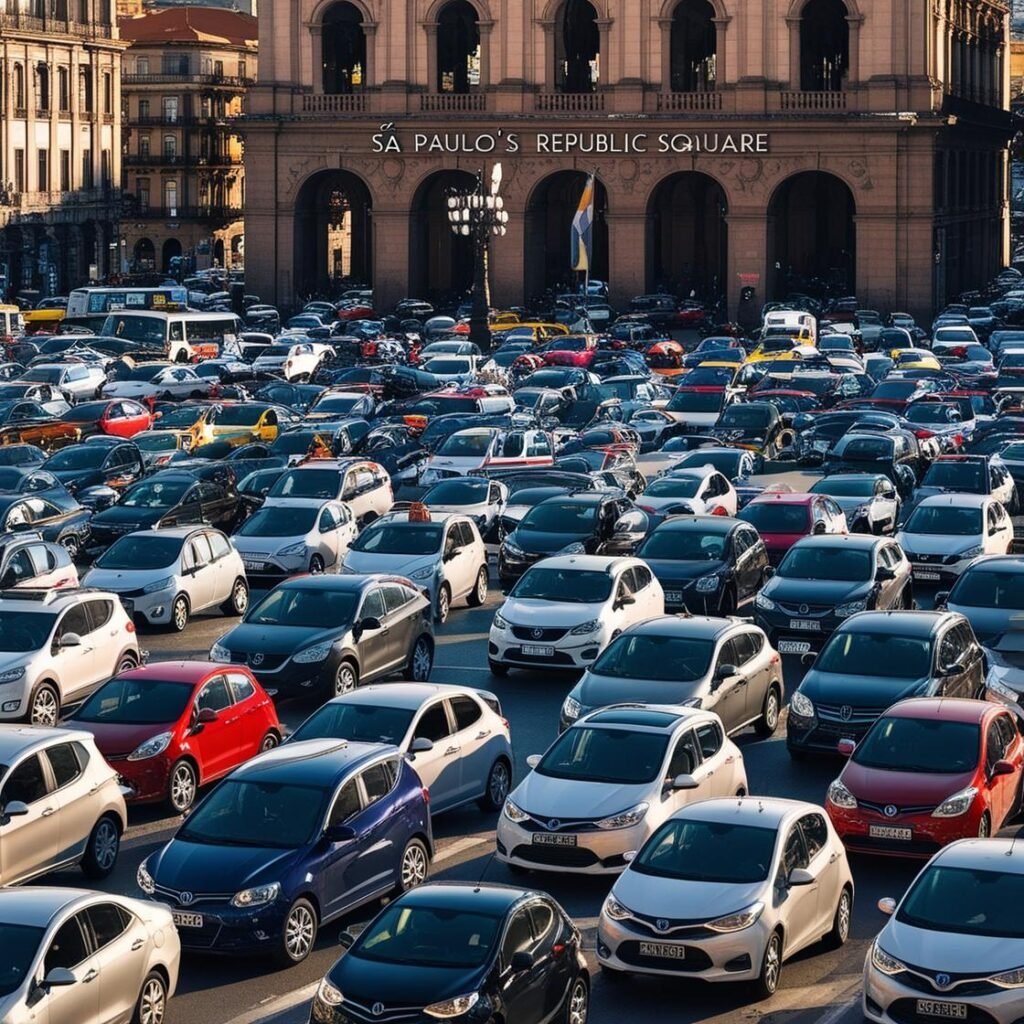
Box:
(221, 982, 319, 1024)
(434, 834, 491, 864)
(812, 985, 863, 1024)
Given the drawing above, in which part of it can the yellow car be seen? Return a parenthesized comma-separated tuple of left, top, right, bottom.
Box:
(491, 311, 521, 325)
(892, 350, 941, 371)
(491, 321, 570, 344)
(744, 338, 808, 364)
(150, 404, 215, 449)
(200, 403, 283, 447)
(22, 308, 65, 334)
(132, 429, 195, 467)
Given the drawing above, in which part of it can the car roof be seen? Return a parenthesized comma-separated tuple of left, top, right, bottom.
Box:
(233, 738, 394, 786)
(277, 574, 371, 592)
(962, 555, 1024, 573)
(395, 882, 538, 915)
(654, 515, 738, 533)
(537, 492, 607, 507)
(887, 697, 996, 724)
(579, 705, 711, 732)
(748, 491, 816, 506)
(116, 661, 221, 685)
(529, 554, 631, 572)
(325, 682, 494, 710)
(628, 614, 741, 641)
(0, 887, 99, 927)
(790, 534, 882, 551)
(126, 526, 211, 540)
(914, 493, 989, 509)
(841, 609, 951, 636)
(0, 723, 95, 760)
(669, 796, 813, 828)
(932, 837, 1024, 873)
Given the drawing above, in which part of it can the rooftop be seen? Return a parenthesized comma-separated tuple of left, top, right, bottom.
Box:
(118, 6, 256, 46)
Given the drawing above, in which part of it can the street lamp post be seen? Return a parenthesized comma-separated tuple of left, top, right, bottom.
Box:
(446, 165, 508, 351)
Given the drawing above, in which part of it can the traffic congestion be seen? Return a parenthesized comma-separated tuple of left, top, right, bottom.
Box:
(3, 276, 1024, 1024)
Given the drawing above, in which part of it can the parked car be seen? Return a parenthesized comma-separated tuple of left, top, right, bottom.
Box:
(808, 473, 901, 534)
(636, 466, 737, 517)
(57, 398, 152, 439)
(41, 438, 145, 502)
(0, 531, 78, 590)
(20, 362, 106, 400)
(264, 458, 393, 525)
(939, 554, 1024, 644)
(101, 364, 212, 401)
(738, 491, 848, 564)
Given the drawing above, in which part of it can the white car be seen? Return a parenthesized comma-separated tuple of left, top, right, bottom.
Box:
(83, 526, 249, 631)
(808, 473, 901, 534)
(0, 588, 140, 724)
(232, 499, 356, 578)
(597, 798, 854, 997)
(342, 510, 488, 623)
(0, 531, 78, 590)
(102, 364, 211, 401)
(19, 363, 106, 400)
(421, 476, 508, 543)
(865, 838, 1024, 1024)
(498, 705, 746, 875)
(421, 427, 553, 485)
(253, 341, 331, 381)
(264, 459, 393, 525)
(638, 466, 738, 516)
(896, 494, 1013, 584)
(288, 682, 513, 815)
(420, 355, 479, 384)
(488, 554, 665, 674)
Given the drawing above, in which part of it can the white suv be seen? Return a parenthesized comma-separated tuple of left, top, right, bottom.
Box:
(264, 459, 393, 526)
(0, 589, 141, 725)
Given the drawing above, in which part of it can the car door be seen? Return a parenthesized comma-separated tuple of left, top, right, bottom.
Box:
(693, 719, 736, 798)
(43, 741, 98, 869)
(197, 481, 232, 528)
(452, 520, 480, 598)
(381, 584, 416, 666)
(446, 694, 494, 803)
(356, 586, 393, 680)
(205, 530, 236, 603)
(662, 728, 704, 811)
(183, 533, 217, 611)
(0, 544, 37, 587)
(630, 563, 663, 620)
(225, 671, 267, 761)
(497, 908, 546, 1024)
(86, 902, 147, 1024)
(874, 478, 898, 531)
(189, 675, 241, 779)
(0, 751, 60, 883)
(52, 602, 99, 700)
(28, 541, 74, 589)
(316, 777, 366, 919)
(984, 714, 1018, 827)
(329, 501, 358, 563)
(529, 901, 574, 1021)
(992, 501, 1013, 553)
(39, 912, 100, 1024)
(407, 699, 460, 812)
(709, 637, 749, 734)
(797, 812, 839, 939)
(776, 822, 819, 956)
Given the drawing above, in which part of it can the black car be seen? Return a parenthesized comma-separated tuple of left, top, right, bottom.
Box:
(354, 423, 429, 483)
(41, 438, 144, 503)
(710, 401, 791, 457)
(0, 443, 45, 467)
(311, 882, 589, 1024)
(0, 491, 92, 554)
(822, 431, 920, 498)
(634, 515, 768, 615)
(255, 381, 326, 412)
(498, 492, 635, 583)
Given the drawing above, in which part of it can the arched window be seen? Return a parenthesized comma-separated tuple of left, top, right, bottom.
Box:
(436, 1, 480, 93)
(800, 0, 848, 91)
(322, 2, 366, 93)
(670, 0, 716, 91)
(555, 0, 599, 93)
(163, 134, 177, 157)
(14, 64, 26, 111)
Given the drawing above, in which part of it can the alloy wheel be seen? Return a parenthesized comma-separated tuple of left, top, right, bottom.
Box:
(401, 842, 428, 890)
(170, 763, 196, 812)
(836, 890, 851, 943)
(411, 638, 433, 681)
(139, 977, 166, 1024)
(172, 597, 188, 632)
(488, 760, 511, 807)
(568, 978, 588, 1024)
(335, 663, 357, 695)
(233, 582, 248, 614)
(30, 687, 58, 726)
(762, 934, 781, 994)
(93, 818, 119, 872)
(284, 904, 315, 961)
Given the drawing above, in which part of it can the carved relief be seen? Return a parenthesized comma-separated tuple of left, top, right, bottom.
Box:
(284, 154, 328, 201)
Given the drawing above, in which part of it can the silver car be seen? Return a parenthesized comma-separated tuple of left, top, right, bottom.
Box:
(0, 887, 180, 1024)
(0, 726, 127, 885)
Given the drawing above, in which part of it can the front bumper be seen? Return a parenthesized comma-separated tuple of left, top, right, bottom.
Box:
(218, 649, 340, 697)
(828, 799, 984, 859)
(113, 755, 173, 804)
(109, 587, 177, 625)
(488, 627, 606, 671)
(0, 678, 31, 719)
(496, 549, 544, 583)
(151, 895, 289, 954)
(755, 608, 844, 655)
(661, 580, 728, 615)
(905, 556, 975, 584)
(495, 816, 646, 875)
(786, 708, 879, 755)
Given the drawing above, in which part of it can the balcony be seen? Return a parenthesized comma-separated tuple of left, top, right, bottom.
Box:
(122, 73, 253, 88)
(131, 115, 234, 127)
(301, 93, 367, 114)
(125, 154, 187, 167)
(133, 204, 243, 221)
(778, 90, 848, 111)
(655, 91, 722, 112)
(419, 92, 487, 113)
(534, 92, 606, 112)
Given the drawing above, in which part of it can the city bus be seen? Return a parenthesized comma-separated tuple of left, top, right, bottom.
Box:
(65, 286, 189, 332)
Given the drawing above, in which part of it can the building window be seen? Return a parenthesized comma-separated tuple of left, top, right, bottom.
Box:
(669, 0, 716, 91)
(58, 66, 70, 111)
(78, 0, 88, 20)
(103, 71, 112, 113)
(165, 180, 178, 216)
(137, 56, 149, 75)
(81, 148, 92, 187)
(13, 64, 25, 112)
(322, 2, 366, 93)
(555, 0, 600, 93)
(238, 59, 247, 79)
(437, 1, 479, 93)
(140, 134, 150, 157)
(162, 95, 178, 122)
(137, 177, 150, 208)
(162, 55, 188, 75)
(59, 149, 70, 190)
(799, 0, 849, 91)
(201, 96, 212, 117)
(139, 97, 150, 119)
(101, 148, 110, 186)
(13, 149, 25, 193)
(37, 148, 49, 191)
(163, 134, 177, 157)
(79, 68, 92, 112)
(36, 63, 50, 112)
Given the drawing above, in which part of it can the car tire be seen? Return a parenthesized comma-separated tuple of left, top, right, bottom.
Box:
(467, 566, 488, 607)
(259, 731, 280, 753)
(167, 759, 198, 813)
(562, 975, 589, 1024)
(751, 929, 783, 1000)
(978, 811, 992, 838)
(488, 659, 509, 677)
(308, 554, 325, 574)
(393, 837, 430, 897)
(220, 577, 248, 616)
(169, 594, 190, 633)
(334, 659, 359, 696)
(755, 684, 782, 738)
(274, 898, 318, 966)
(435, 583, 451, 624)
(58, 533, 80, 558)
(478, 758, 512, 812)
(131, 971, 167, 1024)
(826, 886, 852, 950)
(81, 814, 120, 879)
(405, 635, 434, 682)
(117, 654, 138, 674)
(27, 681, 60, 726)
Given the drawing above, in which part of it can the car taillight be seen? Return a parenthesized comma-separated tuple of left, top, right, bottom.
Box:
(914, 429, 935, 438)
(422, 787, 430, 804)
(711, 506, 728, 516)
(501, 717, 510, 731)
(125, 621, 135, 633)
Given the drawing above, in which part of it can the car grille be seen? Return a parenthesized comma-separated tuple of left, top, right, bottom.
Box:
(816, 703, 890, 725)
(326, 998, 423, 1023)
(511, 625, 568, 642)
(886, 998, 997, 1024)
(517, 815, 602, 834)
(175, 921, 224, 949)
(614, 941, 713, 972)
(857, 800, 939, 817)
(511, 843, 600, 868)
(105, 752, 130, 762)
(230, 651, 288, 671)
(152, 883, 234, 906)
(776, 602, 834, 617)
(893, 969, 1000, 998)
(909, 552, 962, 566)
(626, 911, 716, 939)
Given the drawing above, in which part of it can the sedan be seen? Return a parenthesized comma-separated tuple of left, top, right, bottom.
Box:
(58, 398, 152, 438)
(102, 364, 212, 401)
(940, 555, 1024, 646)
(635, 467, 737, 517)
(739, 491, 849, 564)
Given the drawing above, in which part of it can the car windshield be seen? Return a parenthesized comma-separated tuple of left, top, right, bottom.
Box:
(647, 475, 709, 501)
(268, 469, 341, 499)
(0, 923, 44, 996)
(121, 479, 190, 508)
(719, 406, 770, 427)
(634, 820, 778, 883)
(519, 501, 597, 533)
(313, 396, 362, 414)
(290, 703, 416, 745)
(949, 570, 1024, 609)
(667, 391, 724, 413)
(897, 865, 1024, 939)
(777, 546, 871, 582)
(245, 586, 358, 628)
(511, 567, 611, 603)
(854, 717, 980, 773)
(349, 522, 442, 555)
(135, 433, 177, 452)
(209, 406, 264, 426)
(153, 407, 203, 429)
(921, 462, 984, 491)
(739, 502, 809, 533)
(816, 630, 932, 678)
(237, 506, 318, 538)
(353, 904, 502, 969)
(0, 610, 56, 652)
(44, 446, 105, 470)
(177, 779, 327, 849)
(676, 452, 741, 476)
(810, 477, 877, 498)
(904, 505, 982, 536)
(422, 478, 489, 504)
(95, 533, 183, 570)
(436, 432, 495, 456)
(537, 725, 669, 784)
(101, 314, 167, 344)
(835, 437, 893, 460)
(637, 528, 727, 561)
(591, 633, 715, 682)
(19, 367, 63, 383)
(75, 676, 194, 725)
(59, 401, 110, 421)
(424, 358, 471, 374)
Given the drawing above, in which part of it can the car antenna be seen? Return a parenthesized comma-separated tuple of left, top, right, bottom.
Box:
(474, 850, 497, 892)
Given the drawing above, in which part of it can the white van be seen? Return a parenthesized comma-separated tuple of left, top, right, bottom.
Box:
(762, 309, 818, 345)
(99, 309, 243, 362)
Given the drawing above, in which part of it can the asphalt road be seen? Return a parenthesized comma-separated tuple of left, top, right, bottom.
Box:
(36, 465, 984, 1024)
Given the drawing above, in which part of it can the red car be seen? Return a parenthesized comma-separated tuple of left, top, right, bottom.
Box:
(737, 491, 848, 563)
(70, 661, 282, 812)
(826, 697, 1023, 857)
(335, 303, 376, 321)
(61, 398, 153, 439)
(541, 335, 598, 368)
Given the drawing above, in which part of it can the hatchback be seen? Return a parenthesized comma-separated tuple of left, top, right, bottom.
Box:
(138, 738, 432, 964)
(738, 491, 848, 564)
(940, 554, 1024, 645)
(0, 531, 78, 591)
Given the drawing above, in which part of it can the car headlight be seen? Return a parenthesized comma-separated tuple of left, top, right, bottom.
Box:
(754, 592, 776, 611)
(991, 965, 1024, 989)
(695, 574, 720, 593)
(424, 992, 480, 1019)
(231, 882, 281, 908)
(602, 895, 632, 921)
(960, 545, 984, 559)
(502, 539, 526, 558)
(827, 778, 858, 809)
(558, 541, 586, 555)
(210, 641, 230, 663)
(790, 690, 815, 718)
(493, 611, 509, 630)
(503, 799, 529, 823)
(277, 541, 307, 557)
(680, 697, 702, 708)
(871, 941, 906, 976)
(142, 576, 175, 595)
(932, 786, 978, 817)
(706, 901, 765, 933)
(293, 641, 334, 664)
(596, 802, 649, 830)
(562, 696, 582, 720)
(0, 666, 25, 684)
(127, 732, 173, 761)
(570, 619, 600, 635)
(316, 979, 344, 1006)
(835, 598, 867, 617)
(137, 860, 155, 895)
(410, 565, 437, 581)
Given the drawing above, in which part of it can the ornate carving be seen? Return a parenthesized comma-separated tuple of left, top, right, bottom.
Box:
(284, 154, 328, 201)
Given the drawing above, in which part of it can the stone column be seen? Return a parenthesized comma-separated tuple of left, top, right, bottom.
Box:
(488, 204, 523, 307)
(596, 18, 611, 88)
(712, 17, 729, 86)
(363, 22, 377, 89)
(309, 25, 323, 93)
(478, 20, 493, 91)
(846, 15, 863, 84)
(657, 18, 672, 91)
(786, 16, 801, 90)
(725, 209, 768, 316)
(372, 205, 410, 309)
(605, 208, 646, 309)
(423, 22, 438, 93)
(539, 20, 555, 92)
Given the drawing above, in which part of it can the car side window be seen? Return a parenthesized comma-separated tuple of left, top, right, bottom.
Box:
(489, 484, 503, 504)
(528, 903, 554, 944)
(84, 599, 113, 633)
(633, 564, 652, 591)
(449, 696, 482, 731)
(456, 521, 475, 547)
(318, 506, 338, 533)
(189, 535, 213, 567)
(328, 780, 362, 825)
(45, 915, 91, 973)
(414, 702, 453, 743)
(1, 754, 49, 805)
(799, 813, 829, 861)
(227, 672, 256, 702)
(382, 585, 412, 615)
(986, 719, 1007, 772)
(360, 761, 398, 807)
(0, 547, 35, 585)
(695, 722, 723, 759)
(996, 714, 1018, 753)
(666, 731, 701, 779)
(781, 826, 809, 880)
(56, 603, 91, 643)
(86, 904, 130, 950)
(715, 637, 741, 672)
(360, 588, 386, 621)
(937, 630, 960, 672)
(45, 743, 83, 789)
(732, 530, 751, 557)
(196, 676, 233, 713)
(501, 910, 534, 968)
(617, 568, 637, 597)
(208, 532, 232, 559)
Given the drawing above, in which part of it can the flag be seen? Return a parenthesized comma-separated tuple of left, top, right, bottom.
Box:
(570, 174, 595, 273)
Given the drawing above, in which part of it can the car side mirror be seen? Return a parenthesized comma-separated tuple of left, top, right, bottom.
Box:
(525, 754, 542, 769)
(992, 759, 1017, 778)
(875, 567, 896, 582)
(878, 897, 897, 916)
(409, 737, 434, 755)
(837, 738, 856, 757)
(359, 616, 382, 632)
(58, 632, 82, 648)
(671, 774, 699, 791)
(510, 951, 534, 973)
(788, 867, 815, 887)
(615, 594, 635, 610)
(325, 823, 357, 843)
(715, 663, 737, 681)
(42, 967, 77, 989)
(338, 930, 356, 950)
(197, 707, 218, 724)
(0, 799, 29, 826)
(812, 522, 827, 535)
(934, 591, 949, 609)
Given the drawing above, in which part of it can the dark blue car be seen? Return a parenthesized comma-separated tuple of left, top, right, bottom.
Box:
(138, 738, 433, 964)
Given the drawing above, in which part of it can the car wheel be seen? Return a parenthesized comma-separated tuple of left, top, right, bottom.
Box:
(978, 811, 992, 838)
(58, 533, 79, 558)
(563, 975, 589, 1024)
(478, 758, 512, 812)
(117, 654, 138, 674)
(27, 682, 59, 726)
(220, 577, 248, 616)
(751, 929, 783, 1000)
(168, 759, 198, 813)
(488, 659, 509, 677)
(826, 887, 852, 950)
(274, 898, 318, 966)
(132, 971, 167, 1024)
(170, 595, 189, 632)
(81, 814, 120, 879)
(259, 731, 280, 752)
(394, 837, 430, 896)
(467, 566, 488, 607)
(309, 554, 325, 574)
(334, 660, 358, 696)
(755, 684, 782, 738)
(405, 635, 434, 682)
(435, 583, 451, 624)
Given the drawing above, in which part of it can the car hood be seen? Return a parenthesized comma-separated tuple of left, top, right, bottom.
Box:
(509, 527, 590, 555)
(841, 763, 976, 805)
(74, 719, 178, 757)
(502, 598, 604, 628)
(575, 671, 701, 708)
(613, 868, 765, 923)
(827, 495, 872, 514)
(332, 956, 487, 1009)
(149, 838, 300, 892)
(49, 467, 103, 488)
(92, 505, 165, 528)
(948, 604, 1012, 644)
(758, 531, 806, 551)
(881, 918, 1024, 976)
(764, 577, 870, 604)
(222, 622, 340, 655)
(344, 551, 436, 577)
(800, 670, 930, 706)
(103, 383, 154, 397)
(427, 455, 484, 472)
(645, 557, 727, 583)
(233, 535, 308, 557)
(510, 774, 650, 821)
(638, 496, 701, 513)
(895, 531, 981, 556)
(83, 566, 170, 590)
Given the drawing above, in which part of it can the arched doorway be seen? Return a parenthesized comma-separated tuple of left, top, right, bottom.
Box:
(670, 0, 716, 91)
(646, 172, 727, 301)
(133, 237, 155, 271)
(161, 238, 182, 273)
(555, 0, 599, 92)
(525, 171, 608, 301)
(408, 170, 476, 303)
(213, 239, 225, 266)
(436, 1, 479, 93)
(799, 0, 849, 90)
(321, 1, 366, 93)
(767, 171, 855, 300)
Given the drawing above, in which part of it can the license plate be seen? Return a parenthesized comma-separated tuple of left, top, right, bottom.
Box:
(172, 912, 204, 929)
(522, 645, 554, 657)
(244, 560, 265, 572)
(789, 619, 821, 631)
(869, 825, 912, 841)
(913, 567, 941, 580)
(778, 640, 812, 654)
(532, 833, 577, 846)
(915, 1000, 968, 1020)
(639, 942, 688, 960)
(665, 591, 684, 604)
